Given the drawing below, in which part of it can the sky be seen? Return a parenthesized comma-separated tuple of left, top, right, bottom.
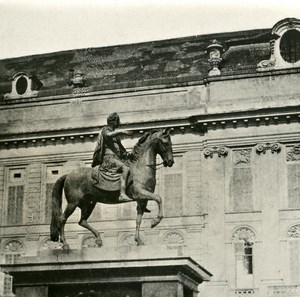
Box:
(0, 0, 300, 59)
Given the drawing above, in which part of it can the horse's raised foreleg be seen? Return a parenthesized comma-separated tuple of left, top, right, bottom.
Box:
(135, 187, 163, 229)
(79, 199, 102, 247)
(60, 202, 77, 250)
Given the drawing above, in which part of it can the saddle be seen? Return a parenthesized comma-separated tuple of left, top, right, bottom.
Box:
(91, 165, 121, 191)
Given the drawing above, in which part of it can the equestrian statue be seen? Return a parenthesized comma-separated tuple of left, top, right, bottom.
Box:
(50, 113, 174, 249)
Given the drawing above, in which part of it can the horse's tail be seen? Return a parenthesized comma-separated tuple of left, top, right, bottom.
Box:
(50, 174, 67, 242)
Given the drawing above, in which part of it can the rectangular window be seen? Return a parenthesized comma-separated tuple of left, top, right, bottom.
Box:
(5, 254, 21, 264)
(6, 168, 26, 225)
(3, 275, 13, 296)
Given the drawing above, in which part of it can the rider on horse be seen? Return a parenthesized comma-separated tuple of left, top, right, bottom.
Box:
(92, 112, 133, 202)
(92, 113, 151, 213)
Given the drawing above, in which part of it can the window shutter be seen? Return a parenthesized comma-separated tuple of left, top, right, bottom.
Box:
(4, 275, 13, 296)
(7, 185, 24, 225)
(45, 183, 54, 223)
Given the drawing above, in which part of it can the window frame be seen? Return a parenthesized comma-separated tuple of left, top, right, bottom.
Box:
(232, 227, 256, 289)
(4, 167, 27, 226)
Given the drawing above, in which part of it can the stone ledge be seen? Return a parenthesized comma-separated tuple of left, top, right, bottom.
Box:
(1, 246, 212, 286)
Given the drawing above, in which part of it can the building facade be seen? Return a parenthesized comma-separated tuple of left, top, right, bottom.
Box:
(0, 17, 300, 297)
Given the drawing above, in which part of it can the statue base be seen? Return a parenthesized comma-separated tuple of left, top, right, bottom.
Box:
(1, 245, 211, 297)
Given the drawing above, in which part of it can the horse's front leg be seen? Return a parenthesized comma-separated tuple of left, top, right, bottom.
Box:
(135, 187, 163, 229)
(135, 202, 145, 246)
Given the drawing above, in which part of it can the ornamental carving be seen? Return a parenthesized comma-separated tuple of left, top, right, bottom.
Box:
(120, 233, 136, 246)
(82, 236, 98, 248)
(233, 149, 252, 166)
(4, 240, 24, 252)
(286, 145, 300, 161)
(162, 231, 184, 245)
(232, 227, 256, 242)
(287, 224, 300, 238)
(257, 58, 276, 69)
(256, 142, 281, 154)
(204, 146, 229, 158)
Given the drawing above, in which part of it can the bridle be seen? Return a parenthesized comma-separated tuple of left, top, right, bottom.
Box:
(142, 137, 170, 170)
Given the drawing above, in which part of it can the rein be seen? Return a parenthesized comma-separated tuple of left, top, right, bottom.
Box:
(145, 161, 164, 170)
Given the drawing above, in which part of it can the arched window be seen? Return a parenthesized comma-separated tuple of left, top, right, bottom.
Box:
(232, 227, 256, 288)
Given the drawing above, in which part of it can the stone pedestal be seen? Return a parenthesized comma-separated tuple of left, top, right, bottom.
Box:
(1, 246, 211, 297)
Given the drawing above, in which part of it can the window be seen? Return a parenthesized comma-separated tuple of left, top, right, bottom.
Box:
(15, 76, 28, 95)
(280, 30, 300, 63)
(6, 168, 26, 225)
(3, 275, 13, 297)
(235, 241, 253, 275)
(3, 240, 24, 297)
(232, 227, 256, 288)
(257, 18, 300, 70)
(4, 71, 42, 99)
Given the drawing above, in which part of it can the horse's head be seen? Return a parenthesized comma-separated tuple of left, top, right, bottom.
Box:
(155, 128, 174, 167)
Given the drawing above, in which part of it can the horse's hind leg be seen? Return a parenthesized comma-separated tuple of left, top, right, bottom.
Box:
(78, 197, 102, 247)
(60, 202, 77, 250)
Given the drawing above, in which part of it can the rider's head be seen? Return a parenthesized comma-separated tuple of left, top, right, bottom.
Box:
(107, 112, 120, 128)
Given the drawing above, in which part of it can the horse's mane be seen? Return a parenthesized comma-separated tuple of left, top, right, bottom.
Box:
(130, 129, 161, 161)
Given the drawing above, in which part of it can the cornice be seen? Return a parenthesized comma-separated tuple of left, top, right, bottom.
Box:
(192, 107, 300, 133)
(1, 105, 300, 149)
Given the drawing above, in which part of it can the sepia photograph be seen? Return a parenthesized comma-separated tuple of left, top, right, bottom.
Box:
(0, 0, 300, 296)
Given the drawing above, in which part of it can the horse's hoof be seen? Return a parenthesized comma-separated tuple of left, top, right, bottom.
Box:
(62, 244, 70, 250)
(95, 238, 102, 247)
(151, 219, 159, 228)
(136, 240, 145, 246)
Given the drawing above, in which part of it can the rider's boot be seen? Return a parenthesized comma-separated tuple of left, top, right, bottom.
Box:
(118, 170, 151, 213)
(143, 207, 151, 213)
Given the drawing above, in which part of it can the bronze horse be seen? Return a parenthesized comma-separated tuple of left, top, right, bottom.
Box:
(50, 129, 174, 249)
